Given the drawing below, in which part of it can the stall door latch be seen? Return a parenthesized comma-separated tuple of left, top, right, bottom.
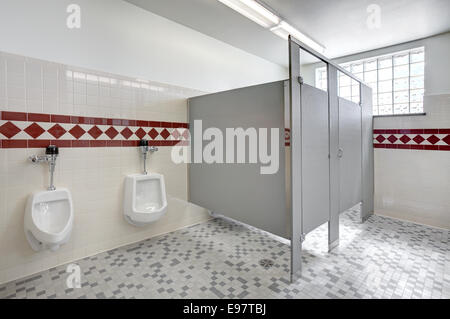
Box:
(337, 148, 344, 158)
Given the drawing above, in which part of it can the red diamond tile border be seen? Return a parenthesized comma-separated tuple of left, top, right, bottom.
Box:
(2, 111, 447, 151)
(148, 128, 159, 140)
(443, 135, 450, 145)
(120, 127, 133, 140)
(135, 128, 147, 139)
(24, 123, 45, 139)
(48, 124, 67, 139)
(88, 126, 103, 140)
(387, 135, 398, 143)
(172, 129, 180, 140)
(69, 125, 86, 139)
(105, 126, 119, 139)
(0, 121, 21, 139)
(160, 128, 171, 140)
(0, 110, 190, 148)
(413, 135, 425, 144)
(376, 135, 386, 143)
(399, 135, 411, 144)
(427, 135, 440, 145)
(373, 129, 450, 152)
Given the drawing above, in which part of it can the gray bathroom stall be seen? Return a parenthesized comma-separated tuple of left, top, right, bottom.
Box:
(188, 37, 374, 282)
(188, 81, 289, 238)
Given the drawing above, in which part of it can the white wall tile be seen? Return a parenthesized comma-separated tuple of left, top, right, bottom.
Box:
(0, 52, 209, 285)
(374, 93, 450, 229)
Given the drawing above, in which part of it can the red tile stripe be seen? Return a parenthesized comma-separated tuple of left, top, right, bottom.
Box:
(284, 128, 290, 147)
(373, 128, 450, 152)
(1, 111, 188, 128)
(0, 139, 189, 149)
(0, 111, 190, 148)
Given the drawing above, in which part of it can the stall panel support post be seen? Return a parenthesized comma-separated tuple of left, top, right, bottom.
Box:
(360, 84, 374, 222)
(289, 37, 302, 282)
(327, 64, 340, 251)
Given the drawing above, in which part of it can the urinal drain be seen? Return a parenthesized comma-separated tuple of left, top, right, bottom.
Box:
(259, 258, 274, 269)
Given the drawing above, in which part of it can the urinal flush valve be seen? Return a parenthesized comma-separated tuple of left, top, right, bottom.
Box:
(139, 140, 158, 175)
(29, 145, 59, 191)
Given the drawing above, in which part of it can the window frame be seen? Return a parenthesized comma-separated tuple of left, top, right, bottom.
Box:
(315, 47, 425, 116)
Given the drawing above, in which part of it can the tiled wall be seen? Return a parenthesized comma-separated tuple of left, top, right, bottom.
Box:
(0, 52, 210, 284)
(373, 94, 450, 229)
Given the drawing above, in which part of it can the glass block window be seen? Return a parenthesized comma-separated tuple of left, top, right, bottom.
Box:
(338, 69, 360, 104)
(315, 67, 328, 92)
(315, 47, 425, 115)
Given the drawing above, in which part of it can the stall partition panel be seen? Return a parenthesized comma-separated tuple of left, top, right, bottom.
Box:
(188, 81, 289, 238)
(288, 39, 303, 281)
(327, 65, 340, 250)
(360, 84, 374, 221)
(338, 97, 362, 212)
(301, 84, 330, 234)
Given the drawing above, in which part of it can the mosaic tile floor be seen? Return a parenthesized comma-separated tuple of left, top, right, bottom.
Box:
(1, 208, 449, 299)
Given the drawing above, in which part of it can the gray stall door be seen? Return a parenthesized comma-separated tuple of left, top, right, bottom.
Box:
(338, 97, 362, 212)
(188, 81, 288, 238)
(301, 84, 330, 234)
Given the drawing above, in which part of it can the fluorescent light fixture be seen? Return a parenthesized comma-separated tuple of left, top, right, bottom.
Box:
(240, 0, 280, 24)
(217, 0, 325, 54)
(270, 21, 325, 54)
(218, 0, 280, 28)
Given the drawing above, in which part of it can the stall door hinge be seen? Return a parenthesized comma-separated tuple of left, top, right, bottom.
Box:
(298, 76, 304, 85)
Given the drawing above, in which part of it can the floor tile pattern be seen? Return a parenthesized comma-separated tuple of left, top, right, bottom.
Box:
(1, 208, 449, 299)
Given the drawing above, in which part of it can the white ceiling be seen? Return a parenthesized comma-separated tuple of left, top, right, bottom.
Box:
(125, 0, 450, 67)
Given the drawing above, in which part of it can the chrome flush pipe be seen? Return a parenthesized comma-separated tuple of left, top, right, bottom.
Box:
(139, 140, 158, 175)
(140, 140, 149, 175)
(143, 152, 148, 175)
(29, 145, 59, 191)
(48, 153, 57, 191)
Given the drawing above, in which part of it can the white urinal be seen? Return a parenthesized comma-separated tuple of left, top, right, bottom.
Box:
(123, 173, 168, 226)
(24, 188, 74, 252)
